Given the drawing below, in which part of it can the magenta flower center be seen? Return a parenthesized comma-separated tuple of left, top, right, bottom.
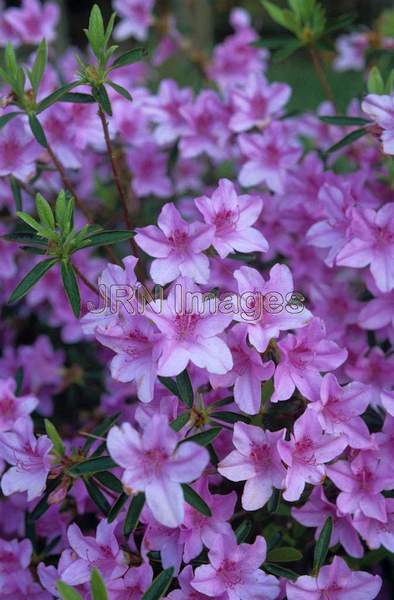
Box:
(174, 313, 200, 339)
(213, 209, 238, 235)
(169, 228, 189, 249)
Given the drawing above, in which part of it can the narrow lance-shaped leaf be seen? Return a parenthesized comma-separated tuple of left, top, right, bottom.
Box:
(313, 516, 333, 573)
(77, 230, 134, 250)
(93, 85, 112, 116)
(94, 471, 123, 494)
(44, 419, 65, 457)
(181, 483, 212, 517)
(9, 258, 58, 305)
(124, 492, 145, 537)
(10, 177, 22, 211)
(326, 128, 368, 154)
(29, 39, 48, 93)
(141, 567, 174, 600)
(108, 80, 133, 101)
(110, 47, 148, 70)
(68, 456, 117, 476)
(36, 193, 55, 229)
(180, 427, 221, 447)
(319, 115, 371, 126)
(91, 569, 108, 600)
(28, 114, 48, 147)
(264, 563, 298, 581)
(61, 260, 81, 318)
(37, 81, 80, 112)
(57, 581, 84, 600)
(267, 547, 303, 563)
(82, 412, 120, 453)
(0, 112, 22, 130)
(175, 369, 194, 408)
(235, 519, 252, 543)
(108, 492, 128, 523)
(84, 478, 111, 515)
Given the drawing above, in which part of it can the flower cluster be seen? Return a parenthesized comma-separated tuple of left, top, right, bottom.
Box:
(0, 1, 393, 599)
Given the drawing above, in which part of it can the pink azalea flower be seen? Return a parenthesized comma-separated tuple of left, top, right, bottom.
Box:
(146, 80, 192, 145)
(107, 564, 154, 600)
(286, 556, 381, 600)
(334, 33, 369, 71)
(0, 418, 53, 501)
(113, 0, 154, 41)
(278, 410, 347, 501)
(0, 537, 33, 595)
(362, 93, 394, 155)
(194, 178, 268, 259)
(353, 498, 394, 552)
(95, 316, 161, 403)
(306, 182, 356, 267)
(135, 203, 214, 285)
(326, 451, 394, 522)
(346, 346, 394, 413)
(309, 373, 372, 449)
(179, 478, 236, 562)
(60, 520, 128, 585)
(179, 91, 230, 161)
(127, 143, 172, 198)
(5, 0, 59, 45)
(337, 204, 394, 293)
(292, 486, 363, 558)
(358, 287, 394, 331)
(107, 414, 209, 527)
(191, 531, 279, 599)
(219, 422, 286, 510)
(233, 264, 313, 352)
(272, 317, 348, 402)
(238, 123, 302, 193)
(229, 73, 291, 132)
(0, 377, 38, 432)
(167, 565, 226, 599)
(142, 510, 184, 572)
(0, 118, 41, 181)
(210, 324, 274, 414)
(147, 277, 233, 376)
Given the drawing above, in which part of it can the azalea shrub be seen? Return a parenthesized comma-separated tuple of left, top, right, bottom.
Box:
(1, 0, 394, 598)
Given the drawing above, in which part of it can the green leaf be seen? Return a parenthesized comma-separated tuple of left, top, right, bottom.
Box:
(180, 427, 221, 447)
(87, 4, 105, 58)
(60, 92, 96, 104)
(108, 80, 133, 101)
(93, 84, 112, 116)
(110, 47, 148, 70)
(265, 563, 298, 581)
(235, 519, 252, 543)
(260, 1, 299, 33)
(68, 456, 117, 476)
(9, 258, 57, 304)
(4, 43, 18, 80)
(319, 115, 371, 126)
(57, 581, 84, 600)
(77, 230, 134, 249)
(16, 211, 54, 239)
(182, 483, 212, 517)
(15, 366, 24, 396)
(36, 193, 55, 229)
(91, 569, 108, 600)
(82, 413, 120, 453)
(124, 492, 145, 537)
(29, 39, 47, 93)
(273, 39, 303, 61)
(141, 567, 174, 600)
(37, 82, 80, 112)
(108, 492, 128, 523)
(28, 114, 48, 147)
(84, 478, 111, 515)
(313, 516, 333, 573)
(386, 69, 394, 95)
(94, 471, 123, 494)
(326, 128, 368, 154)
(158, 375, 179, 396)
(104, 12, 117, 46)
(210, 411, 250, 424)
(367, 66, 385, 95)
(61, 261, 81, 318)
(175, 369, 194, 408)
(267, 488, 281, 513)
(55, 190, 67, 229)
(267, 547, 303, 562)
(170, 412, 190, 432)
(0, 111, 21, 129)
(10, 177, 22, 211)
(44, 419, 65, 457)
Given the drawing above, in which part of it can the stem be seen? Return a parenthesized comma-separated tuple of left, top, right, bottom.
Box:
(98, 105, 133, 230)
(73, 265, 99, 296)
(308, 46, 337, 110)
(97, 105, 146, 281)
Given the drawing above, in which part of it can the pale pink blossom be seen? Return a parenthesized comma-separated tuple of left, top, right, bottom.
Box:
(362, 93, 394, 154)
(0, 378, 38, 432)
(113, 0, 154, 41)
(107, 414, 209, 527)
(219, 422, 286, 510)
(195, 179, 268, 259)
(0, 118, 41, 181)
